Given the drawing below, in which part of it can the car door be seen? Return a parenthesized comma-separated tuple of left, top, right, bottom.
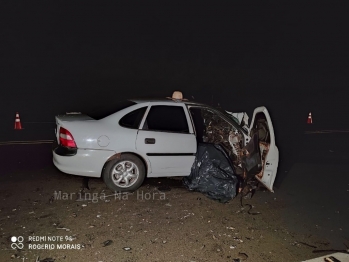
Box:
(249, 106, 279, 192)
(135, 104, 197, 177)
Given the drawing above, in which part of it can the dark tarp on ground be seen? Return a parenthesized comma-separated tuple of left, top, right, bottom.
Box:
(183, 143, 240, 203)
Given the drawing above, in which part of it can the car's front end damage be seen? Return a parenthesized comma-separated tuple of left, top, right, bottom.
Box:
(184, 103, 278, 202)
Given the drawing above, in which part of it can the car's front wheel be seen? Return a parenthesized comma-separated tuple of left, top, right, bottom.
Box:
(102, 154, 145, 192)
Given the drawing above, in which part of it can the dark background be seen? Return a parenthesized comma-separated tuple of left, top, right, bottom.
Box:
(1, 1, 349, 148)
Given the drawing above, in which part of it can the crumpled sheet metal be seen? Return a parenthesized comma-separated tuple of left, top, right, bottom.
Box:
(202, 109, 243, 166)
(256, 142, 270, 179)
(183, 143, 240, 203)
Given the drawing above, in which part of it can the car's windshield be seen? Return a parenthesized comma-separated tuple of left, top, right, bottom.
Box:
(83, 100, 137, 120)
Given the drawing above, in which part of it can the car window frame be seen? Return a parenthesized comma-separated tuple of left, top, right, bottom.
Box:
(139, 104, 193, 134)
(118, 106, 148, 129)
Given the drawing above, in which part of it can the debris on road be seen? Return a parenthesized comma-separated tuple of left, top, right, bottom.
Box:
(56, 227, 70, 231)
(102, 240, 113, 247)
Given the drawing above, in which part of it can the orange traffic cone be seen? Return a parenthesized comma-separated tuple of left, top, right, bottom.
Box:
(14, 112, 22, 130)
(307, 112, 312, 124)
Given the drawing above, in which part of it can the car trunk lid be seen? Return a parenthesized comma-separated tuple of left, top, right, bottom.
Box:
(56, 113, 93, 123)
(55, 113, 94, 146)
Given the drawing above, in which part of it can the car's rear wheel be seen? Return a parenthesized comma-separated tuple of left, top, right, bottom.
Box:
(103, 154, 145, 192)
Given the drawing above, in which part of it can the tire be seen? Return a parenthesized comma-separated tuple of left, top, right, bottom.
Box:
(102, 154, 145, 192)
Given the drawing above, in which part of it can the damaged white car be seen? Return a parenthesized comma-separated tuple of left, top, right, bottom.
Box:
(53, 91, 278, 193)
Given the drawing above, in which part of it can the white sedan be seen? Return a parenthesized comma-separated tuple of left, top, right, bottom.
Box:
(53, 92, 279, 192)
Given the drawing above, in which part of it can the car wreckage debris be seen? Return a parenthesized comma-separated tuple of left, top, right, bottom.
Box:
(188, 109, 273, 200)
(201, 109, 244, 167)
(182, 140, 263, 215)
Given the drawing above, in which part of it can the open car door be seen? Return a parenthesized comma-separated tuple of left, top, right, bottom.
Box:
(248, 106, 279, 192)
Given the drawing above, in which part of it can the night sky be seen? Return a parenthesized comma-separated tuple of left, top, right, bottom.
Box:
(1, 1, 349, 134)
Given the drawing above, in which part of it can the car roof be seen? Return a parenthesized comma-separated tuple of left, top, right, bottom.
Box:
(129, 98, 208, 107)
(128, 97, 248, 135)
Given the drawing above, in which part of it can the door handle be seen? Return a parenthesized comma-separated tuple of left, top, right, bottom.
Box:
(145, 138, 156, 144)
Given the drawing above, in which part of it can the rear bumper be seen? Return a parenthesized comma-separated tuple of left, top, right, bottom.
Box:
(53, 146, 116, 177)
(54, 145, 77, 156)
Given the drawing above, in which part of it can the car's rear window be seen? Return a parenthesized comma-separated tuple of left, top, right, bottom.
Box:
(84, 100, 137, 120)
(119, 107, 147, 129)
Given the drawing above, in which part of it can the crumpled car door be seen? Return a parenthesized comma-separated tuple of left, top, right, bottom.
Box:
(248, 106, 279, 192)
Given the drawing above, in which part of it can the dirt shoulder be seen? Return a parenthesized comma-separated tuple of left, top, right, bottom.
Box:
(0, 167, 333, 262)
(1, 142, 348, 262)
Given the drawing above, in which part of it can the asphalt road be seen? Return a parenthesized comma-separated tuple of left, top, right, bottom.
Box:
(275, 132, 349, 249)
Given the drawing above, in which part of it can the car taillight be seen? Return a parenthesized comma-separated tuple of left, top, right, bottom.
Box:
(59, 127, 77, 148)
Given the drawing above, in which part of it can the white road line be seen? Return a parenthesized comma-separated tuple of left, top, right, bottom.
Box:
(0, 140, 54, 143)
(0, 140, 54, 145)
(305, 130, 349, 134)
